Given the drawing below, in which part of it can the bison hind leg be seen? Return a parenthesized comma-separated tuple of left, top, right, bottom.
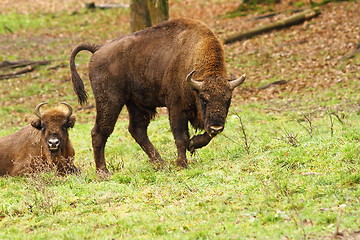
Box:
(126, 103, 164, 168)
(92, 99, 124, 175)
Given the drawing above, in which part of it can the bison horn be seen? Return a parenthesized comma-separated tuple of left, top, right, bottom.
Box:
(186, 70, 203, 90)
(61, 102, 73, 118)
(229, 74, 246, 90)
(35, 102, 48, 118)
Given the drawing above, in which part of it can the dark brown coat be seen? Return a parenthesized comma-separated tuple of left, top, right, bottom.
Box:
(0, 103, 78, 176)
(70, 18, 245, 173)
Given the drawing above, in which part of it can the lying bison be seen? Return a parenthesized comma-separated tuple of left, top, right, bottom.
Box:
(0, 102, 78, 176)
(70, 18, 246, 174)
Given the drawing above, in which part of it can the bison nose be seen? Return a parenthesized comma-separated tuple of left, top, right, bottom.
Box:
(209, 125, 224, 136)
(48, 138, 60, 151)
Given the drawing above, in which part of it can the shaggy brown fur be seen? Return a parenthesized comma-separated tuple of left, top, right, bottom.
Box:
(70, 18, 245, 173)
(0, 104, 78, 176)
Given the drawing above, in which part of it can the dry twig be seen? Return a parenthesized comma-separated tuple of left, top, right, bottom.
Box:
(281, 124, 299, 147)
(235, 113, 251, 154)
(0, 65, 35, 80)
(298, 113, 313, 137)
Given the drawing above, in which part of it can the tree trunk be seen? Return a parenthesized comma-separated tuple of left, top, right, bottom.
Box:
(130, 0, 152, 32)
(147, 0, 169, 26)
(130, 0, 169, 32)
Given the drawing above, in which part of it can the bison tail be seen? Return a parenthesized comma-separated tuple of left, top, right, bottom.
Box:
(69, 43, 101, 106)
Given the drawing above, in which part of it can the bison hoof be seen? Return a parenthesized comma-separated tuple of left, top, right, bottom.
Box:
(187, 140, 196, 154)
(96, 167, 111, 178)
(176, 158, 188, 169)
(187, 133, 212, 153)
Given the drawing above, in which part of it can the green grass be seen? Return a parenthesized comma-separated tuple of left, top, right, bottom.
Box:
(0, 13, 51, 34)
(0, 2, 359, 239)
(0, 93, 359, 239)
(0, 8, 129, 35)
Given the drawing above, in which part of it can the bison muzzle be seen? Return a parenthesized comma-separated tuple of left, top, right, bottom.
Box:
(69, 18, 246, 174)
(0, 102, 78, 176)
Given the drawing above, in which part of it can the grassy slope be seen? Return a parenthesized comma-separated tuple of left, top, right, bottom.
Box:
(0, 1, 359, 239)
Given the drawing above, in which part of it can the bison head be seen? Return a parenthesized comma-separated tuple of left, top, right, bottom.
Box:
(31, 102, 75, 153)
(187, 71, 246, 137)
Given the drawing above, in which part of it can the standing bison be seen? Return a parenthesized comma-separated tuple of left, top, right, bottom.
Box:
(70, 18, 245, 174)
(0, 102, 78, 176)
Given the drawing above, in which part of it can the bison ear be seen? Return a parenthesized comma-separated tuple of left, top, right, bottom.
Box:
(31, 119, 42, 130)
(67, 116, 76, 128)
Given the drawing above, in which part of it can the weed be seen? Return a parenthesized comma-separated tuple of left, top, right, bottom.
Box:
(280, 123, 300, 147)
(297, 113, 313, 137)
(235, 112, 251, 154)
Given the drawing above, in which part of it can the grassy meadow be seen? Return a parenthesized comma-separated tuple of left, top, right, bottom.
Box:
(0, 0, 359, 239)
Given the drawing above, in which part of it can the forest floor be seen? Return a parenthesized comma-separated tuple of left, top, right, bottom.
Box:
(0, 1, 359, 239)
(0, 0, 358, 111)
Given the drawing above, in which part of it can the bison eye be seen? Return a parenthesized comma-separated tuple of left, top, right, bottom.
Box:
(199, 95, 209, 113)
(201, 99, 208, 106)
(62, 124, 67, 131)
(200, 95, 209, 105)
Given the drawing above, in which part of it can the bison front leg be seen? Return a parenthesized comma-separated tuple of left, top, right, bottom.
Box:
(169, 110, 190, 168)
(187, 132, 213, 154)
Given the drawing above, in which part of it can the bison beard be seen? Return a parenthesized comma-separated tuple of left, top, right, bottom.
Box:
(70, 18, 246, 174)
